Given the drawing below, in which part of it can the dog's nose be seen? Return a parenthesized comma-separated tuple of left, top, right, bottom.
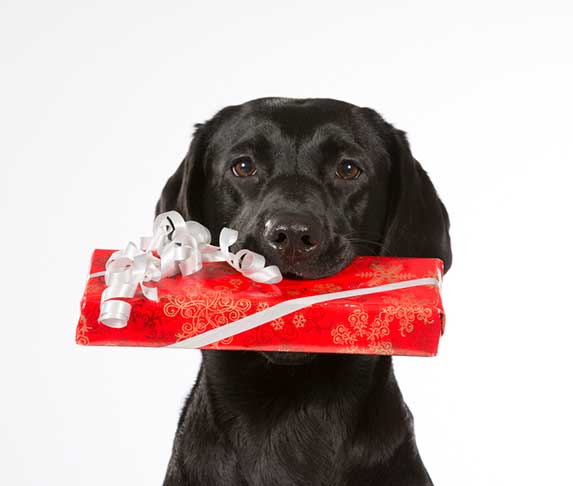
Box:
(264, 213, 322, 256)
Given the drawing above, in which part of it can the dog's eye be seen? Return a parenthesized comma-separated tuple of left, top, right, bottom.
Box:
(336, 160, 362, 180)
(231, 157, 257, 177)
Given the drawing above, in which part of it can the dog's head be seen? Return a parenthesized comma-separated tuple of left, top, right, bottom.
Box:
(157, 98, 451, 365)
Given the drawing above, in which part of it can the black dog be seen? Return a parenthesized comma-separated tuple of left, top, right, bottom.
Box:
(157, 98, 452, 485)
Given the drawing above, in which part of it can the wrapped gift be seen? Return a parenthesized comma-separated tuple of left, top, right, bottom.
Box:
(77, 250, 445, 356)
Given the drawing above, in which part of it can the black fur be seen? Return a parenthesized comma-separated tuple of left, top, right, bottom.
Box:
(157, 98, 452, 485)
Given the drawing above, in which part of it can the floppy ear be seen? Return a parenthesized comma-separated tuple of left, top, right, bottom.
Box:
(155, 123, 207, 220)
(382, 127, 452, 273)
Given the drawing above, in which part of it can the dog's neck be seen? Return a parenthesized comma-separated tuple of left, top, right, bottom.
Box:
(200, 351, 410, 485)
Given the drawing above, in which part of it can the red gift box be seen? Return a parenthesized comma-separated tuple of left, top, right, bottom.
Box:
(77, 250, 445, 356)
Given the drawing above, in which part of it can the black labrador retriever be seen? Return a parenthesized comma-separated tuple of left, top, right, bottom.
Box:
(156, 97, 452, 486)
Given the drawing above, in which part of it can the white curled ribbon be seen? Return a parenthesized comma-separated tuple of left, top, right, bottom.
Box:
(94, 211, 282, 328)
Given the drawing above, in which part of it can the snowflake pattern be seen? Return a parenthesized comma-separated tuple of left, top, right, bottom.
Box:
(355, 261, 415, 286)
(330, 289, 437, 354)
(331, 307, 393, 354)
(270, 317, 285, 330)
(164, 289, 251, 342)
(292, 314, 306, 328)
(378, 293, 435, 337)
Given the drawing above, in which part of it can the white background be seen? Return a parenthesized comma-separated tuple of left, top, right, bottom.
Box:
(1, 1, 572, 484)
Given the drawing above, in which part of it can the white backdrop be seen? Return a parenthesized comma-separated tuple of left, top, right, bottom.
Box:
(1, 1, 572, 485)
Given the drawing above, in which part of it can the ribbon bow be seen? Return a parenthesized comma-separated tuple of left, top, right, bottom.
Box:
(96, 211, 282, 328)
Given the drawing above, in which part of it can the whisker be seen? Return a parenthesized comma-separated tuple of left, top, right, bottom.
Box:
(346, 238, 385, 247)
(341, 231, 395, 256)
(343, 229, 385, 239)
(344, 237, 388, 256)
(352, 245, 378, 256)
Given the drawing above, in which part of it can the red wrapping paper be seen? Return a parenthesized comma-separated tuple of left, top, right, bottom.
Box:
(76, 250, 446, 356)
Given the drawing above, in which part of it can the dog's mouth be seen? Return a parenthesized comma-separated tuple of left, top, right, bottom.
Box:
(278, 259, 353, 280)
(232, 228, 357, 280)
(267, 242, 355, 280)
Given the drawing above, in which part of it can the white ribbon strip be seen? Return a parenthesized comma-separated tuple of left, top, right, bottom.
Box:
(167, 277, 440, 349)
(93, 211, 282, 328)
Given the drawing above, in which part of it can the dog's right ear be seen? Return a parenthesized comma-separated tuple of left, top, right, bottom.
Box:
(155, 123, 207, 220)
(382, 127, 453, 273)
(360, 107, 452, 273)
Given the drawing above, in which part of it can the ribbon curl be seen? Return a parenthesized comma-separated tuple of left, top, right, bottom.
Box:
(96, 211, 282, 328)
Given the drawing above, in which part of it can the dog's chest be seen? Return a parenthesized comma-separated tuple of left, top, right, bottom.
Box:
(235, 408, 349, 486)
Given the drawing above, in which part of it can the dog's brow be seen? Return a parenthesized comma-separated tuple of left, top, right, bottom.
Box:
(229, 134, 272, 158)
(320, 136, 362, 153)
(310, 131, 365, 158)
(307, 124, 358, 146)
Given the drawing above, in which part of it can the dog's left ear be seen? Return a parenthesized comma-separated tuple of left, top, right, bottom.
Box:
(155, 123, 207, 220)
(380, 123, 452, 273)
